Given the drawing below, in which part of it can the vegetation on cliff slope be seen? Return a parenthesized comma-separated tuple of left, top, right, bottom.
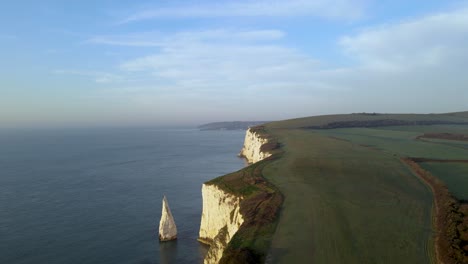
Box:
(207, 155, 283, 264)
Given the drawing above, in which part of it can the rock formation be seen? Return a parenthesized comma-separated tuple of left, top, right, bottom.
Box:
(239, 128, 272, 163)
(199, 127, 272, 263)
(198, 184, 244, 264)
(159, 196, 177, 241)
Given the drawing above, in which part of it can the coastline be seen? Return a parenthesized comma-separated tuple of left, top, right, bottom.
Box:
(199, 113, 468, 263)
(0, 128, 248, 264)
(199, 126, 283, 264)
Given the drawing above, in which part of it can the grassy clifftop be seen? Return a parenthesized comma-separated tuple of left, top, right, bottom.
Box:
(207, 111, 468, 263)
(206, 156, 283, 263)
(268, 112, 468, 129)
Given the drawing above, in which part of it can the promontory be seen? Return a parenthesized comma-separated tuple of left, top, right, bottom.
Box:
(199, 112, 468, 264)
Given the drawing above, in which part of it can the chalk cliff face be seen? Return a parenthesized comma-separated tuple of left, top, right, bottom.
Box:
(199, 127, 273, 263)
(239, 128, 272, 163)
(159, 196, 177, 241)
(199, 184, 244, 264)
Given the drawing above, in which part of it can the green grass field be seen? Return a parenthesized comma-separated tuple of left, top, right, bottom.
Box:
(269, 113, 468, 130)
(212, 112, 468, 263)
(262, 129, 434, 263)
(319, 127, 468, 159)
(420, 162, 468, 201)
(380, 124, 468, 134)
(257, 113, 468, 263)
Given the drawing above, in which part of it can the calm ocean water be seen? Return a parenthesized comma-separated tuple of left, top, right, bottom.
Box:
(0, 128, 246, 264)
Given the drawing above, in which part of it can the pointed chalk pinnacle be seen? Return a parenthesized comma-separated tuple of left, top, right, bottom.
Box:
(159, 195, 177, 241)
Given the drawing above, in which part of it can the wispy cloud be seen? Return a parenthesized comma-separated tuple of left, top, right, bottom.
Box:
(120, 43, 319, 88)
(53, 70, 123, 83)
(313, 7, 468, 113)
(111, 29, 321, 95)
(339, 8, 468, 71)
(88, 7, 468, 118)
(87, 29, 285, 47)
(87, 28, 329, 119)
(121, 0, 367, 23)
(88, 28, 323, 93)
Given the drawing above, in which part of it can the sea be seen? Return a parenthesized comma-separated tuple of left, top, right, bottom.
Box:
(0, 127, 247, 264)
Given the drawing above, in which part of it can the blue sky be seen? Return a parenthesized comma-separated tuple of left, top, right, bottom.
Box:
(1, 0, 468, 127)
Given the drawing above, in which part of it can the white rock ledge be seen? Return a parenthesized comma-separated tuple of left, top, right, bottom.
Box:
(239, 128, 272, 164)
(199, 184, 244, 264)
(199, 127, 272, 263)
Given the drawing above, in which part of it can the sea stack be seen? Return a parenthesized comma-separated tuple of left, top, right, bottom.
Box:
(159, 196, 177, 241)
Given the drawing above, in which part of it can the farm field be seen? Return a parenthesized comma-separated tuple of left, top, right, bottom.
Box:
(262, 129, 434, 264)
(380, 124, 468, 134)
(419, 138, 468, 150)
(258, 113, 468, 264)
(319, 128, 468, 160)
(420, 162, 468, 201)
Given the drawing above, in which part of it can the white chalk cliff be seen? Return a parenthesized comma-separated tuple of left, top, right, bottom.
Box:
(199, 127, 272, 263)
(239, 128, 272, 163)
(199, 184, 244, 264)
(159, 196, 177, 241)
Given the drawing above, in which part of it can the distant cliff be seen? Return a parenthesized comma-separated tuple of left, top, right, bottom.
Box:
(198, 121, 269, 131)
(239, 127, 275, 163)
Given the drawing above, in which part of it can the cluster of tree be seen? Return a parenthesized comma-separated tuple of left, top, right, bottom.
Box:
(418, 133, 468, 142)
(403, 158, 468, 263)
(305, 119, 468, 129)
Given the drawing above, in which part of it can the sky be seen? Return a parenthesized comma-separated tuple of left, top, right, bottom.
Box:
(1, 0, 468, 128)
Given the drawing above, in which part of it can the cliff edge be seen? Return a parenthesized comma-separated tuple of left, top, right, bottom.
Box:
(199, 126, 282, 264)
(199, 184, 244, 264)
(239, 126, 278, 164)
